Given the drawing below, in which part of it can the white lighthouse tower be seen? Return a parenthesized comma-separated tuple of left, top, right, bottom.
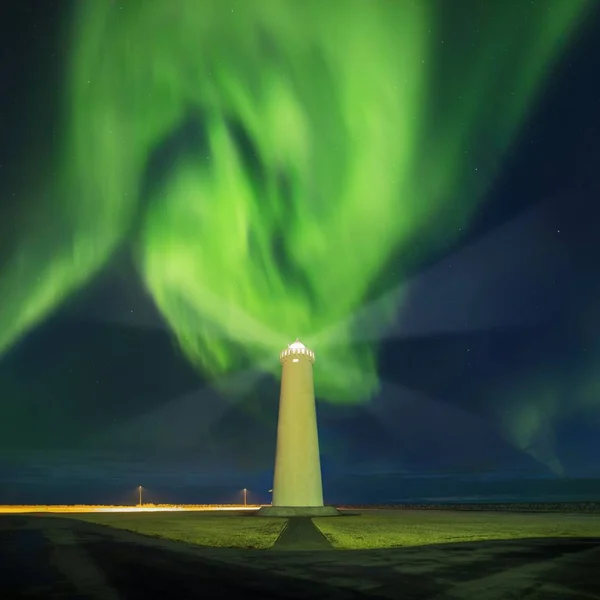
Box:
(259, 339, 338, 516)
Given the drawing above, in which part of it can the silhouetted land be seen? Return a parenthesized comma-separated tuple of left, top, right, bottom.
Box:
(2, 513, 600, 599)
(342, 502, 600, 513)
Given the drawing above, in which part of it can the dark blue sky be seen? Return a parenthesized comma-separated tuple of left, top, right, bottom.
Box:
(0, 1, 599, 505)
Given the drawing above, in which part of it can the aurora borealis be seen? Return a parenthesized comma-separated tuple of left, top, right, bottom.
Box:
(1, 0, 599, 503)
(0, 0, 589, 402)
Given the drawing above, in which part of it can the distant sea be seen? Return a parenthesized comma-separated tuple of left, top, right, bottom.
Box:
(324, 473, 600, 507)
(0, 462, 598, 506)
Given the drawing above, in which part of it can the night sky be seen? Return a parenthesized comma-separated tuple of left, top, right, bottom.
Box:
(1, 1, 599, 506)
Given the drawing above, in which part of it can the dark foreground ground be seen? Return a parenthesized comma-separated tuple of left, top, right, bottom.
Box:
(2, 515, 600, 599)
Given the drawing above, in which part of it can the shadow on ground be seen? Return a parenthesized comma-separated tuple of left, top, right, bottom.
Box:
(271, 516, 333, 551)
(1, 515, 599, 599)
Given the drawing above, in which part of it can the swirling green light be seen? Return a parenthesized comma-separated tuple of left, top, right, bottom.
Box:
(0, 0, 588, 402)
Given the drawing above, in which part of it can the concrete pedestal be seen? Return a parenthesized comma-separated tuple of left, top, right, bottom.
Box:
(256, 505, 340, 517)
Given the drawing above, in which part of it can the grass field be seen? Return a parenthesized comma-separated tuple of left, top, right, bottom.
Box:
(65, 509, 600, 550)
(68, 512, 285, 549)
(314, 510, 600, 549)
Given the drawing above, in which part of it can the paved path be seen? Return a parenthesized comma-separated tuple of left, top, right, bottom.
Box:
(0, 516, 356, 599)
(2, 515, 600, 599)
(271, 517, 333, 551)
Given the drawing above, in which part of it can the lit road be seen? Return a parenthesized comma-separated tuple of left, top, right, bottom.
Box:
(0, 504, 263, 514)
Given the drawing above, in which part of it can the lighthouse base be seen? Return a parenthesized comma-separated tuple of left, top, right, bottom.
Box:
(256, 505, 340, 517)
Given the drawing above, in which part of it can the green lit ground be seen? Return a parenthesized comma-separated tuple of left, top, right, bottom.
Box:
(67, 512, 284, 550)
(66, 508, 600, 550)
(315, 510, 600, 550)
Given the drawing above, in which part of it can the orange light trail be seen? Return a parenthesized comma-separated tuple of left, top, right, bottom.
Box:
(0, 504, 264, 514)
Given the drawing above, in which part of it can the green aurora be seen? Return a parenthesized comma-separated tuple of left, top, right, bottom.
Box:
(0, 0, 589, 402)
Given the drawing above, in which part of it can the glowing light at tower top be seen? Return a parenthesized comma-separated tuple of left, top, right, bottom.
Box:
(280, 339, 315, 364)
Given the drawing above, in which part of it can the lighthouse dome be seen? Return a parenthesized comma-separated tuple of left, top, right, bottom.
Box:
(280, 338, 315, 364)
(288, 338, 306, 350)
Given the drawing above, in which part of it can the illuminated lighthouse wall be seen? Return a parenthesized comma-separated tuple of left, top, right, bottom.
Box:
(258, 339, 339, 516)
(272, 339, 323, 508)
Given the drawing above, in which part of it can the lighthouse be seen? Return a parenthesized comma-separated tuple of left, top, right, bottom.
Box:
(258, 339, 338, 516)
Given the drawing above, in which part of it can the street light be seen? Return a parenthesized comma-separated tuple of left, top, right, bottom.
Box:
(138, 485, 143, 507)
(243, 488, 247, 507)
